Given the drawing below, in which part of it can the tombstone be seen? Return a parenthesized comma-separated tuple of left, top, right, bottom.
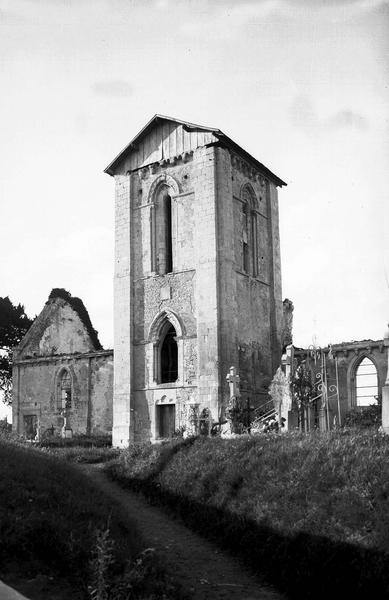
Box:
(382, 325, 389, 434)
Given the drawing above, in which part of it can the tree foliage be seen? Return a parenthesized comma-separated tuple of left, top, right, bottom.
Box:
(0, 296, 34, 404)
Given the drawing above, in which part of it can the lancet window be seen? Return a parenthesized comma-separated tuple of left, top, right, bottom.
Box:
(355, 357, 378, 407)
(151, 184, 173, 275)
(57, 369, 72, 410)
(241, 185, 259, 276)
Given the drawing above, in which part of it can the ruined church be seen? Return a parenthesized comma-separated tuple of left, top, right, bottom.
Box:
(13, 115, 286, 445)
(12, 115, 389, 443)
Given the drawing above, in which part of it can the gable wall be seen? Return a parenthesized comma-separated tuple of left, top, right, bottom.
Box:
(117, 121, 217, 172)
(16, 298, 96, 359)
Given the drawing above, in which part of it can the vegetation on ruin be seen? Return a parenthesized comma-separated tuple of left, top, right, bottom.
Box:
(0, 435, 184, 600)
(106, 430, 389, 599)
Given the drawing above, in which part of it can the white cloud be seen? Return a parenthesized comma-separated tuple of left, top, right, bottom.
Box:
(91, 80, 134, 98)
(290, 95, 369, 134)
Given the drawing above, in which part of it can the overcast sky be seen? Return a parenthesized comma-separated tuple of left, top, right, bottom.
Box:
(1, 0, 388, 358)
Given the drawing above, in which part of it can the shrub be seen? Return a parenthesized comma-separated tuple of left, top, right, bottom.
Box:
(344, 404, 381, 428)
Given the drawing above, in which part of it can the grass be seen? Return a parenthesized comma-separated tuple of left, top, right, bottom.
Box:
(0, 436, 185, 600)
(45, 446, 121, 464)
(106, 430, 389, 599)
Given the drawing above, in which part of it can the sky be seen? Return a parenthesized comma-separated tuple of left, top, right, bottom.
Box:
(1, 0, 388, 378)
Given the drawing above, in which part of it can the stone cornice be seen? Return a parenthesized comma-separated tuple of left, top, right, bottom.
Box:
(14, 349, 113, 366)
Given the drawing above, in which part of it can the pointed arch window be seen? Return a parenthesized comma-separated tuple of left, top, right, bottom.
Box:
(241, 185, 259, 277)
(57, 369, 72, 410)
(160, 324, 178, 383)
(151, 185, 173, 275)
(355, 357, 378, 406)
(152, 318, 179, 384)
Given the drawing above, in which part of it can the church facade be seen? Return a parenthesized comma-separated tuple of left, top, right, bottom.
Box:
(12, 290, 113, 439)
(105, 115, 286, 446)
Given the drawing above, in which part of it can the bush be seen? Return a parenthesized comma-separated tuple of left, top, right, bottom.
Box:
(344, 404, 381, 428)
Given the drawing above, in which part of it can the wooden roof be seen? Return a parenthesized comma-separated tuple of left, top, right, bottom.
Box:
(104, 114, 286, 187)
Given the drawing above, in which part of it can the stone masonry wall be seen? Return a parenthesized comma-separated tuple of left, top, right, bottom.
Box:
(13, 351, 113, 437)
(217, 148, 283, 409)
(125, 145, 220, 440)
(294, 341, 388, 426)
(111, 125, 285, 443)
(113, 173, 132, 447)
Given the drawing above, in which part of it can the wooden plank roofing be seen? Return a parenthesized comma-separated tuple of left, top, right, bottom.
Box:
(104, 114, 286, 187)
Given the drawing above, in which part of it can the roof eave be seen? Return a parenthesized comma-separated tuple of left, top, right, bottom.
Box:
(214, 133, 287, 187)
(104, 114, 221, 176)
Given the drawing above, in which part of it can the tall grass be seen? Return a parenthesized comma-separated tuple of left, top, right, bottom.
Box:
(107, 430, 389, 599)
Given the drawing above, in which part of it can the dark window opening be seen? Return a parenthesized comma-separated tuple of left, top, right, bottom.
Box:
(161, 324, 178, 383)
(251, 212, 258, 277)
(164, 195, 173, 273)
(243, 242, 249, 273)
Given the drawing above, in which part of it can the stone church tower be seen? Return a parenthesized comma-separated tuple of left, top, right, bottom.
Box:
(105, 115, 286, 446)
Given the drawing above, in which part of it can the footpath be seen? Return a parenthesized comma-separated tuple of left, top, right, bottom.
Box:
(0, 581, 30, 600)
(83, 465, 286, 600)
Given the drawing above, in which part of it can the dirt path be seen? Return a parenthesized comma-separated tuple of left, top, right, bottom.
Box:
(82, 465, 285, 600)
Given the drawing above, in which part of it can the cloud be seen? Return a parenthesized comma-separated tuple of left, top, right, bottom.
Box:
(327, 109, 368, 130)
(290, 95, 368, 134)
(290, 95, 319, 133)
(91, 80, 133, 97)
(180, 1, 282, 41)
(179, 0, 389, 40)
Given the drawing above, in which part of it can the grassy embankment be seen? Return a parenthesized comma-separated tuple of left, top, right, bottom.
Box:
(106, 430, 389, 600)
(0, 436, 184, 600)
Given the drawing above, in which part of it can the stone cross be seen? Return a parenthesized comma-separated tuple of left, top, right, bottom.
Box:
(226, 366, 240, 401)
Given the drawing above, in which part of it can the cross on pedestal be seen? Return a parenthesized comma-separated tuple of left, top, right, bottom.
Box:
(226, 366, 240, 402)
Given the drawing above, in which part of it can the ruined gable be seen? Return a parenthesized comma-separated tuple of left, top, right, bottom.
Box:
(12, 290, 112, 439)
(15, 289, 101, 359)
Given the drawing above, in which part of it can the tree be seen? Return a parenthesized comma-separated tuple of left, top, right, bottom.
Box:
(0, 297, 34, 404)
